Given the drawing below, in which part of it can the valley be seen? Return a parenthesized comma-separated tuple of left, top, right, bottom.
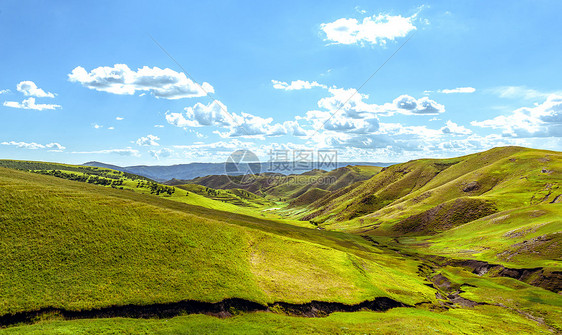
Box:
(0, 146, 560, 334)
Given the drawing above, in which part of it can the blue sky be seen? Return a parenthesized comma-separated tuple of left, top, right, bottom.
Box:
(1, 0, 562, 165)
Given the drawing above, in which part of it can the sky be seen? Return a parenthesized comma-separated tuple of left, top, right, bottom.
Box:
(1, 0, 562, 166)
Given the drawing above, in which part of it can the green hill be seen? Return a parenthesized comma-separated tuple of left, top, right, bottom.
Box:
(0, 166, 436, 315)
(1, 149, 561, 334)
(303, 147, 560, 231)
(297, 147, 561, 271)
(178, 165, 382, 202)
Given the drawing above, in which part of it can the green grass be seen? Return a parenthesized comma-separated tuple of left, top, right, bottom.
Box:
(433, 266, 562, 331)
(175, 183, 272, 208)
(304, 147, 562, 236)
(1, 307, 553, 334)
(0, 159, 287, 221)
(0, 167, 436, 318)
(405, 204, 562, 268)
(1, 148, 561, 334)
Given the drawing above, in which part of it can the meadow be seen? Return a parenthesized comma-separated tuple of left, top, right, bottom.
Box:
(0, 147, 560, 334)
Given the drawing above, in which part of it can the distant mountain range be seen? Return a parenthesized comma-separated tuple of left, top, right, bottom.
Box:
(82, 161, 395, 182)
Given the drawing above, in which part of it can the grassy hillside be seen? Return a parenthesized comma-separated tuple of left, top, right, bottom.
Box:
(0, 167, 438, 317)
(404, 204, 562, 268)
(295, 147, 561, 277)
(303, 147, 561, 232)
(175, 184, 272, 207)
(1, 149, 561, 334)
(176, 165, 382, 202)
(0, 159, 283, 220)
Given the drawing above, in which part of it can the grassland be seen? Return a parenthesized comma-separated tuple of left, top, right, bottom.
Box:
(1, 307, 553, 334)
(1, 147, 561, 334)
(301, 147, 561, 235)
(0, 159, 281, 220)
(0, 167, 437, 315)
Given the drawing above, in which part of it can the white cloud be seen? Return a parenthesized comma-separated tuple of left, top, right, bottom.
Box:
(320, 13, 417, 46)
(392, 95, 445, 115)
(116, 117, 124, 121)
(68, 64, 214, 99)
(271, 80, 327, 91)
(440, 120, 472, 135)
(305, 109, 380, 135)
(136, 134, 160, 146)
(314, 88, 445, 120)
(93, 124, 103, 129)
(0, 89, 10, 95)
(167, 101, 231, 128)
(3, 97, 61, 111)
(1, 141, 65, 151)
(154, 124, 164, 128)
(166, 100, 307, 138)
(71, 148, 140, 157)
(108, 127, 115, 130)
(165, 86, 445, 146)
(471, 94, 562, 137)
(438, 87, 476, 94)
(16, 81, 55, 98)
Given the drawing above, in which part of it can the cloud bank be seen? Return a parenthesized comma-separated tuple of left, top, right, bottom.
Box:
(68, 64, 214, 99)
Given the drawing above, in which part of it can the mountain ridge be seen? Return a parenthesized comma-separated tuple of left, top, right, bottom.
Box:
(83, 161, 394, 182)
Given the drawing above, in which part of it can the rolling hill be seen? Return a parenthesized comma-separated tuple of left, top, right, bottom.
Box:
(84, 161, 392, 182)
(1, 147, 561, 334)
(175, 165, 382, 201)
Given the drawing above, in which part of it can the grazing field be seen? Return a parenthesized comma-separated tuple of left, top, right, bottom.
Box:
(1, 147, 561, 334)
(0, 307, 552, 335)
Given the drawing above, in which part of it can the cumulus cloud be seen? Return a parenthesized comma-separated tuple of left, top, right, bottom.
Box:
(320, 12, 417, 46)
(271, 80, 327, 91)
(440, 120, 472, 135)
(71, 148, 140, 157)
(16, 81, 55, 98)
(312, 88, 445, 126)
(3, 97, 61, 111)
(392, 95, 445, 115)
(1, 141, 65, 151)
(471, 94, 562, 137)
(68, 64, 214, 99)
(0, 89, 11, 95)
(136, 134, 160, 146)
(116, 117, 124, 121)
(166, 100, 308, 138)
(301, 86, 453, 153)
(167, 101, 231, 128)
(305, 110, 380, 135)
(164, 86, 445, 146)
